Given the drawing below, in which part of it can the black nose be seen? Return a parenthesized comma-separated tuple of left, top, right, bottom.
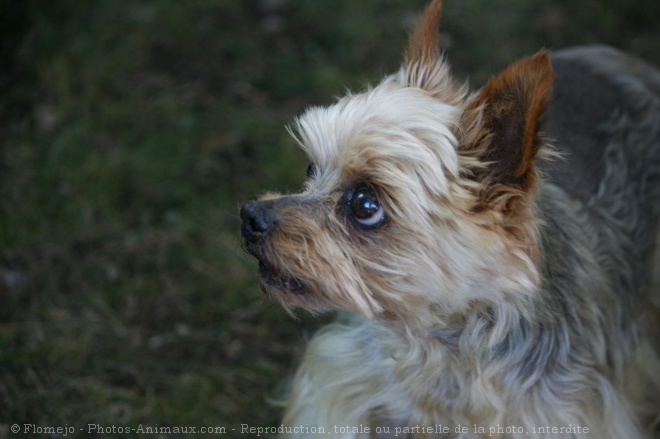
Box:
(241, 200, 277, 241)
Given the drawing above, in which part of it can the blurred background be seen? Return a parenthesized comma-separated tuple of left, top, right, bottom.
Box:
(1, 0, 658, 437)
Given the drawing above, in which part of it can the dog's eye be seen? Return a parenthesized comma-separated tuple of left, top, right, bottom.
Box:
(349, 185, 386, 228)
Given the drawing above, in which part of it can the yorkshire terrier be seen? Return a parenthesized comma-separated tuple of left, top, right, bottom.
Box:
(241, 0, 660, 437)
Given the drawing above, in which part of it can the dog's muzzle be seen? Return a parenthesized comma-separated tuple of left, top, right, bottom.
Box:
(240, 199, 307, 296)
(240, 200, 278, 247)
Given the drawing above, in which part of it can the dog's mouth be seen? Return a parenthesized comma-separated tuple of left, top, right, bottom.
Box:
(257, 260, 306, 296)
(242, 233, 307, 296)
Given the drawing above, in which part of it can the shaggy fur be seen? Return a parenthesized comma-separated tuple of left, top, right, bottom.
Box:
(240, 1, 660, 437)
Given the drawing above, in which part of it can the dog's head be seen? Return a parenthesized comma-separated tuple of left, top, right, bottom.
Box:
(241, 0, 553, 327)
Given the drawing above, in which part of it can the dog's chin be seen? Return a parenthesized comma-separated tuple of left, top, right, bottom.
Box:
(256, 260, 336, 314)
(258, 261, 307, 297)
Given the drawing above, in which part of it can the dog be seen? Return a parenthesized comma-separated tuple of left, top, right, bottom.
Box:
(240, 0, 660, 437)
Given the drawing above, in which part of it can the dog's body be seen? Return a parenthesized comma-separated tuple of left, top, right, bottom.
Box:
(241, 2, 660, 437)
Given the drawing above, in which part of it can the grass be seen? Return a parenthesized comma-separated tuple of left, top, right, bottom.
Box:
(1, 0, 658, 437)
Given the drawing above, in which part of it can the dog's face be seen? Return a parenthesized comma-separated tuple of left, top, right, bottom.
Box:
(241, 0, 553, 327)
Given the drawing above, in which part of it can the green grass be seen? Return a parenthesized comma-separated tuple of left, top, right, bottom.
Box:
(1, 0, 658, 437)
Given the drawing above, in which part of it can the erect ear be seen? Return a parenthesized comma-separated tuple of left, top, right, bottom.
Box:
(402, 0, 461, 101)
(405, 0, 443, 67)
(462, 52, 553, 192)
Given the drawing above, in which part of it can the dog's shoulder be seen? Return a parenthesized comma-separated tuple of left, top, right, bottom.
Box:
(540, 45, 660, 202)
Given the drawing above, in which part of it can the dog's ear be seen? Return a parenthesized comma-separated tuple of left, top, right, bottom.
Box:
(405, 0, 443, 67)
(462, 52, 553, 192)
(402, 0, 461, 100)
